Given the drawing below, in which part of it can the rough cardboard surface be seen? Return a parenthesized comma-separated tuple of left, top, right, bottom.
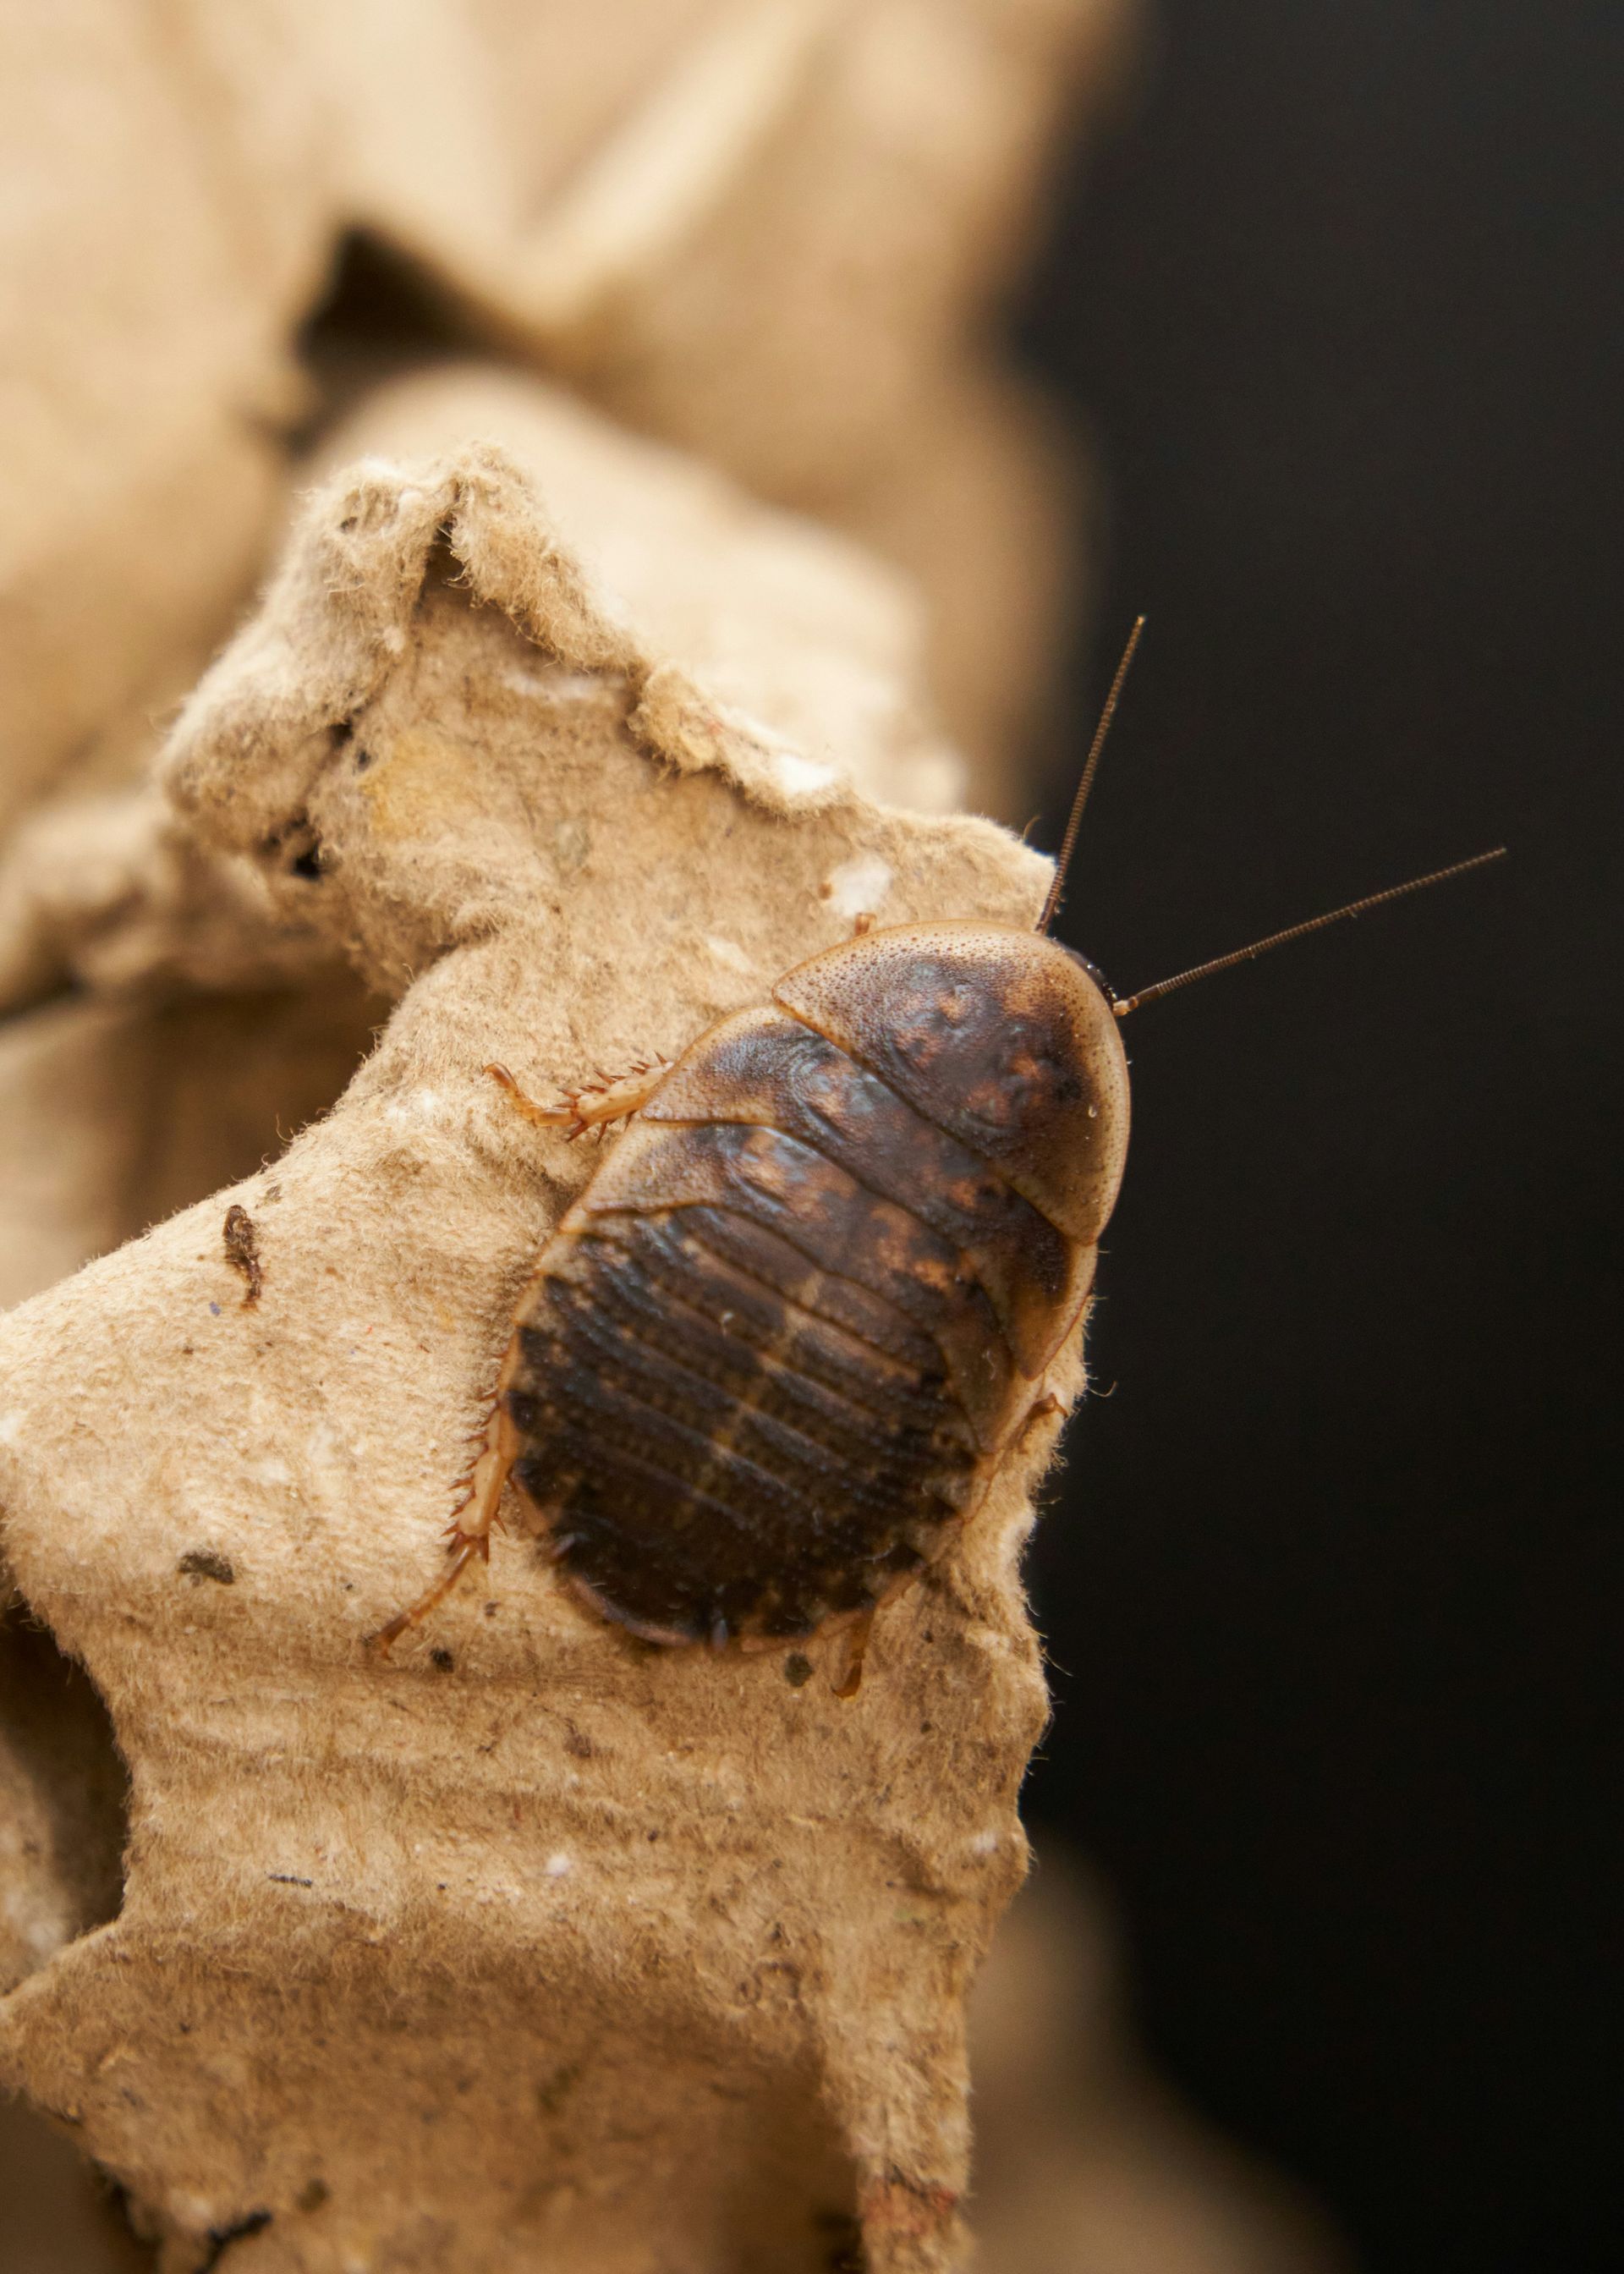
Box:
(0, 448, 1070, 2271)
(0, 361, 952, 1324)
(0, 789, 336, 1019)
(305, 368, 966, 821)
(0, 1854, 1352, 2274)
(0, 10, 1177, 2265)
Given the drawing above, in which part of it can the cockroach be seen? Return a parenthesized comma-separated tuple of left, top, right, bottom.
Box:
(370, 622, 1503, 1686)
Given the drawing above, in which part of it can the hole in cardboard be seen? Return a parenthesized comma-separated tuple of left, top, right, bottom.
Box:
(196, 2208, 273, 2270)
(0, 977, 387, 1313)
(294, 228, 488, 444)
(0, 2091, 152, 2271)
(713, 2055, 861, 2273)
(0, 1609, 147, 2264)
(0, 1604, 129, 1987)
(126, 986, 385, 1229)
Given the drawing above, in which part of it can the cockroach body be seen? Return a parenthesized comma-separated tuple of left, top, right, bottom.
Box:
(372, 925, 1128, 1674)
(496, 922, 1126, 1658)
(370, 621, 1503, 1677)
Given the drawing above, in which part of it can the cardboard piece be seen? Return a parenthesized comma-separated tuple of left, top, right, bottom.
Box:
(0, 445, 1076, 2271)
(0, 360, 944, 1318)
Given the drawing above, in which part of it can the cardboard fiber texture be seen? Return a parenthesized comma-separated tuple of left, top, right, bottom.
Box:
(0, 445, 1077, 2271)
(304, 366, 967, 823)
(0, 364, 936, 1318)
(0, 1860, 1353, 2274)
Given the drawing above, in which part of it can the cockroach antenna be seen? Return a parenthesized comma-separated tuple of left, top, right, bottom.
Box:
(1037, 613, 1146, 937)
(1111, 845, 1507, 1019)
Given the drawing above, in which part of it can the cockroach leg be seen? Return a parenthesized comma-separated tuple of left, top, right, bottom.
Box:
(1023, 1391, 1064, 1433)
(484, 1058, 667, 1141)
(828, 1610, 876, 1700)
(366, 1535, 490, 1656)
(1004, 1390, 1066, 1464)
(368, 1398, 518, 1656)
(482, 1062, 574, 1128)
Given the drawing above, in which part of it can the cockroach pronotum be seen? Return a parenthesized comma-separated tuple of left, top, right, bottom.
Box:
(370, 622, 1503, 1688)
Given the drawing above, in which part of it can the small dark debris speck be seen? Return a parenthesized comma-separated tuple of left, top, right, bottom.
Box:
(197, 2210, 273, 2271)
(535, 2060, 582, 2118)
(267, 1873, 313, 1887)
(208, 1301, 222, 1316)
(179, 1549, 235, 1585)
(429, 1647, 455, 1672)
(815, 2208, 867, 2273)
(290, 846, 323, 881)
(784, 1653, 814, 1688)
(354, 745, 374, 772)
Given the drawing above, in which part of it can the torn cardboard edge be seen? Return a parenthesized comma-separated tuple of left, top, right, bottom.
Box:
(166, 441, 903, 860)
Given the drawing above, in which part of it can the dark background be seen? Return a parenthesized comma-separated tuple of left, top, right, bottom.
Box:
(1017, 6, 1620, 2271)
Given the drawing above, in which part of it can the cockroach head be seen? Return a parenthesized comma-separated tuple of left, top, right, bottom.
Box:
(775, 920, 1130, 1245)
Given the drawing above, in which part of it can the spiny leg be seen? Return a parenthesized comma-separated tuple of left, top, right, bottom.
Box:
(484, 1057, 667, 1141)
(367, 1396, 518, 1655)
(1016, 1389, 1065, 1446)
(828, 1608, 876, 1700)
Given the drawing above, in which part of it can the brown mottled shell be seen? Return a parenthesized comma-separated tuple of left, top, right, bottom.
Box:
(500, 922, 1130, 1649)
